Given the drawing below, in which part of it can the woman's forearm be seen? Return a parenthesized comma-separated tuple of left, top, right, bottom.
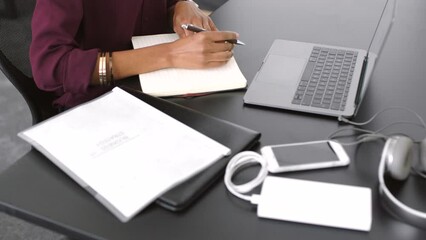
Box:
(91, 43, 173, 85)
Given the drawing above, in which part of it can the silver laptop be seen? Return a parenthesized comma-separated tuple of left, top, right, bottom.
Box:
(244, 0, 394, 118)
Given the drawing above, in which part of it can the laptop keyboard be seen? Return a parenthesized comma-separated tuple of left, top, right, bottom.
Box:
(292, 46, 358, 111)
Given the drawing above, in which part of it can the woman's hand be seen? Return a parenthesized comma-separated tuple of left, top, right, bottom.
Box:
(168, 31, 238, 69)
(172, 1, 218, 38)
(111, 30, 238, 80)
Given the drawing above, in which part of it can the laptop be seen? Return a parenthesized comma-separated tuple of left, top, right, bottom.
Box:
(244, 0, 394, 118)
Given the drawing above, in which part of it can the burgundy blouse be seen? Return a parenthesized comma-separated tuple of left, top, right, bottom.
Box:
(30, 0, 178, 108)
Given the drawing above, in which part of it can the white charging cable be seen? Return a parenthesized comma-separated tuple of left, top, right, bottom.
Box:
(224, 151, 268, 203)
(225, 107, 426, 202)
(336, 106, 426, 178)
(333, 106, 426, 145)
(338, 106, 426, 129)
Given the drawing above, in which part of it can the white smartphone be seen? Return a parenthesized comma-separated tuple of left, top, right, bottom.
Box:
(261, 140, 350, 173)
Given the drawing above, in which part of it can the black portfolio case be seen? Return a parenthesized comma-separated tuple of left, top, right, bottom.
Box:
(124, 88, 261, 211)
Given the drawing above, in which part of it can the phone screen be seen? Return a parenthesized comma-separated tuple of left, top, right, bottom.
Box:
(271, 141, 338, 166)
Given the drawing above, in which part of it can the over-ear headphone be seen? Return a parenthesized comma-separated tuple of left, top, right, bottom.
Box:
(379, 135, 426, 228)
(337, 107, 426, 228)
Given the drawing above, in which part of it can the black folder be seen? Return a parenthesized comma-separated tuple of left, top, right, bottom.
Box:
(125, 88, 261, 211)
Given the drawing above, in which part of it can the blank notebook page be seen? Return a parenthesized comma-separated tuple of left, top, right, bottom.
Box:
(132, 34, 247, 97)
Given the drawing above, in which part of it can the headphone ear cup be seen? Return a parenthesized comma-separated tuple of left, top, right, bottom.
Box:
(383, 135, 414, 181)
(420, 138, 426, 172)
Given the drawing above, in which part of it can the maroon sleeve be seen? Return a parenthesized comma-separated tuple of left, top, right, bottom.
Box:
(30, 0, 98, 95)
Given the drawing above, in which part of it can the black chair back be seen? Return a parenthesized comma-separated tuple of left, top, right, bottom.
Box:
(0, 50, 56, 124)
(0, 0, 57, 124)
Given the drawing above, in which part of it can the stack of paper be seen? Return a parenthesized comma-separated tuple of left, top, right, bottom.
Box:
(132, 33, 247, 97)
(18, 87, 231, 222)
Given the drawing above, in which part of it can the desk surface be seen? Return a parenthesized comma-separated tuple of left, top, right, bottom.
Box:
(1, 0, 426, 239)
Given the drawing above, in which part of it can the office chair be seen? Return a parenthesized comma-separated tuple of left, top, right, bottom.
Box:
(0, 50, 57, 124)
(0, 0, 17, 18)
(0, 0, 57, 124)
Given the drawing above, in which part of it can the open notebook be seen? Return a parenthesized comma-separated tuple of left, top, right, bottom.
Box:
(132, 33, 247, 97)
(18, 87, 231, 222)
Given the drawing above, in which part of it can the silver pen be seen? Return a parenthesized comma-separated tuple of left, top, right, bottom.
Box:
(181, 24, 246, 46)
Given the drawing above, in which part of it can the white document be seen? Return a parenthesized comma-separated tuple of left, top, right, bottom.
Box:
(131, 33, 247, 97)
(255, 176, 372, 231)
(18, 87, 231, 222)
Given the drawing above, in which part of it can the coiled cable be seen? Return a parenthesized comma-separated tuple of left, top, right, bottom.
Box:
(224, 151, 268, 202)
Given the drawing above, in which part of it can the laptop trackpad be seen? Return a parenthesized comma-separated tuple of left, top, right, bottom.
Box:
(257, 54, 306, 86)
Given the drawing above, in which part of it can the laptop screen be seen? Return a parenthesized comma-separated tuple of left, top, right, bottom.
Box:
(354, 0, 396, 113)
(368, 0, 397, 58)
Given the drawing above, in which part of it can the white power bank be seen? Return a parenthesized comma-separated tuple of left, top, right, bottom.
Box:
(252, 176, 372, 231)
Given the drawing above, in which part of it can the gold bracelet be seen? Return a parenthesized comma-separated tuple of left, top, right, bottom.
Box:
(99, 52, 107, 86)
(108, 52, 114, 85)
